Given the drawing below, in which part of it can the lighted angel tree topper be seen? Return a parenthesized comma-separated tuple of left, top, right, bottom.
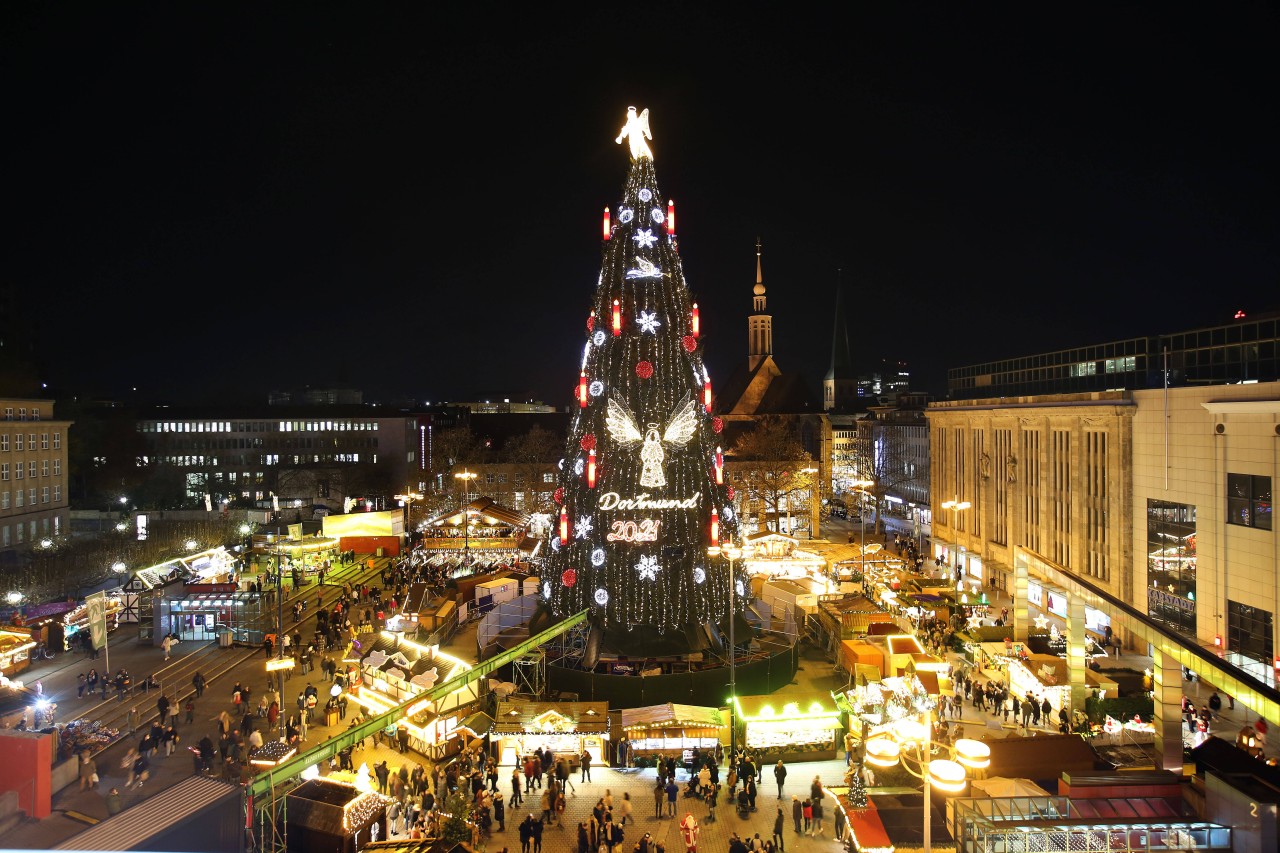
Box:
(539, 106, 742, 645)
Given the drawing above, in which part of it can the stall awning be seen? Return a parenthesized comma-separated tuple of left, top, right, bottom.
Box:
(620, 703, 724, 730)
(494, 700, 609, 734)
(460, 711, 495, 737)
(735, 693, 839, 722)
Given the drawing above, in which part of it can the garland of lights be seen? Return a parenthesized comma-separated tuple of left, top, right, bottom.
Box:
(540, 115, 741, 635)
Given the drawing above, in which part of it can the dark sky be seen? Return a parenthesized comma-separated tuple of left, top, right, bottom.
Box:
(8, 3, 1278, 405)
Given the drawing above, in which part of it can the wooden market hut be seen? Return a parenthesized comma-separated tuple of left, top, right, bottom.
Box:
(619, 703, 725, 764)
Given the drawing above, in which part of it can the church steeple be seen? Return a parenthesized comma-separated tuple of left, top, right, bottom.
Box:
(748, 238, 773, 371)
(823, 271, 858, 410)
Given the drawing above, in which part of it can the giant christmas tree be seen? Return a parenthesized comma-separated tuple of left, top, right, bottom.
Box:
(537, 107, 743, 654)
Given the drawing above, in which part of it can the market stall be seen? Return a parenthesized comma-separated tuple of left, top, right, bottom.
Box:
(57, 595, 122, 653)
(493, 700, 609, 768)
(734, 693, 841, 761)
(0, 628, 37, 677)
(619, 703, 725, 766)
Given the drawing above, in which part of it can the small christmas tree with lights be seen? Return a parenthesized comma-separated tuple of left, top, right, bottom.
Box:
(536, 106, 742, 653)
(848, 770, 869, 809)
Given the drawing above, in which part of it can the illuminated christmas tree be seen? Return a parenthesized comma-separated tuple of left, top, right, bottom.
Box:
(537, 106, 742, 652)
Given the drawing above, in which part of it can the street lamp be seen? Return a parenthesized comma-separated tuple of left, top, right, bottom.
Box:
(939, 496, 971, 578)
(864, 714, 990, 852)
(707, 540, 754, 758)
(453, 470, 478, 560)
(394, 489, 423, 549)
(848, 478, 875, 567)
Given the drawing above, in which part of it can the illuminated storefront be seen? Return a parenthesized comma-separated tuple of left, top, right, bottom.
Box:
(0, 628, 37, 677)
(735, 693, 841, 760)
(619, 703, 725, 763)
(162, 590, 263, 643)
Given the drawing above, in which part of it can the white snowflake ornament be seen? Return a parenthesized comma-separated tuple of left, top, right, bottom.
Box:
(636, 311, 662, 334)
(636, 554, 661, 581)
(575, 515, 593, 539)
(633, 228, 657, 249)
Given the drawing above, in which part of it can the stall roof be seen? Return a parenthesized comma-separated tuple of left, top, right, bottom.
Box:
(735, 693, 839, 721)
(620, 703, 724, 730)
(425, 497, 529, 529)
(494, 700, 609, 733)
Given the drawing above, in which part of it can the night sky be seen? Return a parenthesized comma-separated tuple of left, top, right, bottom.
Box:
(8, 4, 1277, 406)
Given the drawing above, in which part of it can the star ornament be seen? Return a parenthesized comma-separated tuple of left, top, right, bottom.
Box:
(633, 228, 658, 248)
(636, 554, 661, 581)
(966, 614, 984, 631)
(636, 310, 662, 334)
(1033, 613, 1050, 631)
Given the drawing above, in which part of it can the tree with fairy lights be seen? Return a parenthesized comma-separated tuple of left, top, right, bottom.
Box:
(535, 106, 743, 653)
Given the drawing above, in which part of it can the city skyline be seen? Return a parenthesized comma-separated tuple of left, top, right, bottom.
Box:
(6, 5, 1277, 405)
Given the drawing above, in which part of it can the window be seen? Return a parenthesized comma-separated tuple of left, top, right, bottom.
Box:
(28, 434, 36, 449)
(14, 463, 21, 480)
(0, 526, 7, 546)
(41, 487, 48, 503)
(52, 459, 60, 476)
(27, 461, 35, 478)
(40, 433, 48, 449)
(14, 435, 22, 451)
(0, 463, 6, 481)
(53, 432, 61, 449)
(1227, 474, 1272, 530)
(41, 460, 48, 476)
(1227, 600, 1274, 666)
(0, 435, 7, 452)
(28, 489, 36, 505)
(53, 485, 61, 502)
(31, 408, 40, 421)
(14, 490, 22, 508)
(0, 491, 7, 509)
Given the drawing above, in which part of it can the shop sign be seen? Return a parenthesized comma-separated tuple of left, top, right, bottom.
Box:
(186, 582, 238, 594)
(1148, 588, 1194, 613)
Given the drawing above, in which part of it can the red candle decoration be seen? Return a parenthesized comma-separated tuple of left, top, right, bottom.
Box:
(666, 199, 675, 235)
(561, 568, 577, 587)
(579, 433, 596, 451)
(712, 416, 724, 434)
(579, 372, 589, 408)
(681, 334, 697, 352)
(691, 302, 700, 338)
(710, 506, 719, 543)
(586, 448, 597, 488)
(703, 379, 712, 412)
(559, 506, 569, 542)
(553, 487, 564, 505)
(612, 299, 622, 336)
(714, 446, 724, 485)
(636, 360, 654, 379)
(602, 207, 611, 241)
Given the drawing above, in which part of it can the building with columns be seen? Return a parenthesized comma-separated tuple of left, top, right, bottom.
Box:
(929, 320, 1280, 769)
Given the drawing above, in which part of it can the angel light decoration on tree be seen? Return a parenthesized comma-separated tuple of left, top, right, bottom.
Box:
(533, 106, 741, 651)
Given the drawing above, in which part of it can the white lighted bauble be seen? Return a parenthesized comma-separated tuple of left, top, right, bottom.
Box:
(736, 580, 746, 597)
(591, 548, 605, 567)
(574, 458, 585, 476)
(693, 567, 706, 584)
(542, 582, 551, 599)
(722, 507, 734, 522)
(638, 188, 653, 202)
(618, 207, 634, 223)
(558, 458, 565, 470)
(550, 537, 561, 552)
(589, 380, 604, 397)
(592, 331, 606, 346)
(595, 588, 609, 606)
(651, 208, 665, 224)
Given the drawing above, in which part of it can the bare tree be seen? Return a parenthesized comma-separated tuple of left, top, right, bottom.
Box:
(728, 416, 816, 534)
(501, 425, 560, 513)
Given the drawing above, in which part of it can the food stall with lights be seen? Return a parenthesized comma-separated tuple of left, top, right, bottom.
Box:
(734, 693, 841, 761)
(286, 776, 393, 853)
(0, 628, 37, 677)
(345, 629, 477, 760)
(56, 595, 123, 652)
(1004, 654, 1118, 717)
(494, 700, 609, 768)
(619, 703, 725, 765)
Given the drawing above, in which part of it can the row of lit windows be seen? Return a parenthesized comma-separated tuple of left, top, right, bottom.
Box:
(0, 514, 61, 547)
(0, 459, 62, 480)
(139, 420, 379, 434)
(0, 432, 61, 452)
(144, 436, 378, 451)
(136, 454, 374, 468)
(0, 485, 61, 509)
(1, 406, 42, 421)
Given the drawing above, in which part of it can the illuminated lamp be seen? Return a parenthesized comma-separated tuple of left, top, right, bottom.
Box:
(954, 738, 990, 769)
(691, 303, 700, 337)
(602, 206, 611, 240)
(1214, 635, 1222, 647)
(893, 719, 929, 743)
(1275, 658, 1280, 672)
(586, 449, 597, 488)
(703, 379, 712, 412)
(266, 657, 296, 672)
(612, 299, 622, 336)
(928, 759, 968, 793)
(864, 737, 900, 768)
(578, 372, 589, 408)
(710, 507, 719, 543)
(714, 446, 724, 485)
(559, 506, 569, 542)
(666, 199, 675, 234)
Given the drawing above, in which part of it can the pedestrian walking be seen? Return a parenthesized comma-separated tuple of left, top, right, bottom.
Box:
(773, 760, 787, 798)
(580, 749, 592, 782)
(791, 796, 802, 834)
(773, 807, 786, 851)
